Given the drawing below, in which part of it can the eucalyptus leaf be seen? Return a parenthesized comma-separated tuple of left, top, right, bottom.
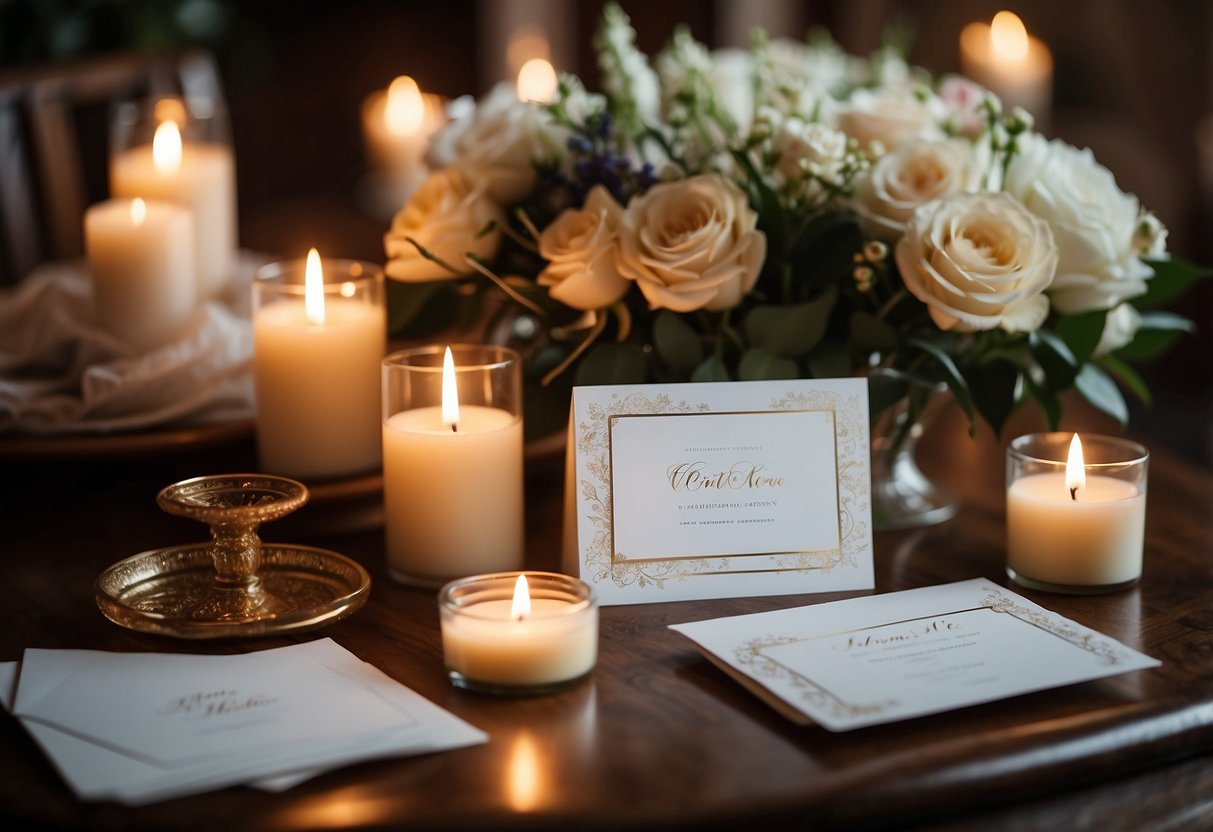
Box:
(573, 342, 648, 386)
(691, 354, 731, 382)
(744, 286, 837, 358)
(1074, 363, 1129, 425)
(652, 310, 704, 373)
(738, 348, 799, 380)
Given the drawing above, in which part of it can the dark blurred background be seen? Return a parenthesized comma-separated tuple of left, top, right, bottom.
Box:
(2, 0, 1210, 464)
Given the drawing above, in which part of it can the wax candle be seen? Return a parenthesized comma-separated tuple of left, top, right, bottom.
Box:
(382, 344, 524, 585)
(515, 57, 558, 103)
(1006, 433, 1148, 593)
(361, 75, 446, 195)
(84, 197, 197, 352)
(111, 113, 238, 299)
(253, 250, 385, 480)
(439, 572, 598, 693)
(959, 11, 1053, 122)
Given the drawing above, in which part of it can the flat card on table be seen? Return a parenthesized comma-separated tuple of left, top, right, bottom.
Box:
(670, 579, 1160, 732)
(4, 639, 486, 805)
(563, 379, 873, 605)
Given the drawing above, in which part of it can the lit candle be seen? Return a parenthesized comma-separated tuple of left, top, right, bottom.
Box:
(515, 57, 558, 103)
(361, 75, 446, 194)
(84, 197, 196, 352)
(1006, 433, 1148, 593)
(381, 344, 525, 585)
(439, 571, 598, 693)
(959, 11, 1053, 122)
(252, 249, 385, 480)
(110, 109, 238, 299)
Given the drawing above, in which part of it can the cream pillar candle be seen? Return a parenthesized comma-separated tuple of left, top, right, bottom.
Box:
(252, 250, 385, 480)
(382, 345, 524, 585)
(959, 11, 1052, 123)
(111, 117, 237, 299)
(84, 197, 196, 352)
(439, 572, 598, 693)
(361, 75, 446, 194)
(1006, 433, 1148, 593)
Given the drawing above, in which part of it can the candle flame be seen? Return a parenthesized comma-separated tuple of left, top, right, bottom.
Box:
(990, 11, 1029, 62)
(516, 58, 558, 103)
(304, 247, 325, 325)
(152, 119, 183, 174)
(441, 346, 460, 429)
(1066, 433, 1085, 500)
(510, 573, 531, 621)
(385, 75, 425, 136)
(130, 197, 147, 227)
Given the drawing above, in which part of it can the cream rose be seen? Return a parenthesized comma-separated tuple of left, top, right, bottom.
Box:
(1004, 135, 1152, 314)
(768, 116, 850, 200)
(852, 138, 980, 241)
(426, 82, 564, 205)
(383, 168, 504, 282)
(836, 87, 942, 153)
(617, 175, 766, 313)
(537, 186, 630, 310)
(895, 191, 1057, 332)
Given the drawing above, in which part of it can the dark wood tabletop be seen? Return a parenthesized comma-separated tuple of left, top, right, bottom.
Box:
(2, 399, 1213, 831)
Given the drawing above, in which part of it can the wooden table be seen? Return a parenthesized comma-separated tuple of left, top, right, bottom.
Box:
(2, 402, 1213, 831)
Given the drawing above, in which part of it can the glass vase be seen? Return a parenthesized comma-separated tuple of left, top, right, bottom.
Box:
(870, 387, 959, 530)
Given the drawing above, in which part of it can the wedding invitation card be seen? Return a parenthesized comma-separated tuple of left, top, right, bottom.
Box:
(564, 378, 873, 605)
(670, 579, 1160, 731)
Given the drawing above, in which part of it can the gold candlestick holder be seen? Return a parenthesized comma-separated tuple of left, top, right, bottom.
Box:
(95, 474, 371, 638)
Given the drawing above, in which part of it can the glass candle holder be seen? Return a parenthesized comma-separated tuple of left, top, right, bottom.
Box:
(1006, 432, 1148, 594)
(252, 256, 385, 481)
(439, 571, 598, 695)
(110, 95, 238, 300)
(382, 344, 524, 586)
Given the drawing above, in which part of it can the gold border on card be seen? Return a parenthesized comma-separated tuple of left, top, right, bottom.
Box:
(572, 388, 870, 590)
(733, 588, 1134, 722)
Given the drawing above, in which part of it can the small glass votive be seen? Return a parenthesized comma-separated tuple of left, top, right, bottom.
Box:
(252, 255, 386, 481)
(382, 344, 524, 586)
(110, 95, 238, 299)
(1006, 432, 1148, 594)
(439, 571, 598, 695)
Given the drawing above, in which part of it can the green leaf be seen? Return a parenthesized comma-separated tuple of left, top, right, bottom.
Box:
(1029, 328, 1079, 392)
(1023, 377, 1064, 430)
(806, 340, 851, 378)
(738, 348, 799, 380)
(1099, 354, 1152, 406)
(1056, 310, 1108, 366)
(967, 359, 1020, 436)
(690, 354, 731, 382)
(573, 342, 648, 386)
(1114, 311, 1195, 361)
(786, 212, 862, 299)
(744, 286, 837, 358)
(907, 337, 974, 421)
(1134, 257, 1212, 310)
(652, 311, 704, 374)
(1074, 363, 1129, 425)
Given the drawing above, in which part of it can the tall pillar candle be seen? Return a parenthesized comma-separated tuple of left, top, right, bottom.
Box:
(253, 251, 385, 480)
(84, 197, 197, 352)
(110, 97, 238, 299)
(959, 11, 1053, 125)
(361, 75, 446, 196)
(1006, 433, 1148, 594)
(382, 344, 524, 585)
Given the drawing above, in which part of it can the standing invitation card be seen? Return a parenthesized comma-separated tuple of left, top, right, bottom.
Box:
(564, 378, 873, 605)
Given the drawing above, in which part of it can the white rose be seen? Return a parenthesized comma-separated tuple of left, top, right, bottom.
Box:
(618, 175, 766, 313)
(1093, 303, 1142, 357)
(425, 82, 563, 205)
(852, 138, 980, 241)
(383, 168, 504, 282)
(767, 117, 850, 201)
(837, 87, 942, 153)
(895, 191, 1057, 332)
(1004, 135, 1152, 314)
(537, 186, 629, 310)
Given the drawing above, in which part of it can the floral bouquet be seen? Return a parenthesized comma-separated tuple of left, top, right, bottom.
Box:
(382, 3, 1206, 449)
